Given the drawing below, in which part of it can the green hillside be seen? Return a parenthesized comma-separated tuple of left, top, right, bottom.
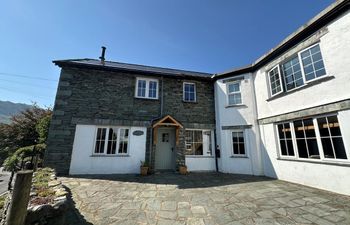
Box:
(0, 100, 32, 124)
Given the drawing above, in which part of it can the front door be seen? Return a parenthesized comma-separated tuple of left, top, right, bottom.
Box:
(155, 128, 175, 170)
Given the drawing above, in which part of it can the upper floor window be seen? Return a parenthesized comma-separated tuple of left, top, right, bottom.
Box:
(183, 82, 196, 102)
(268, 66, 283, 96)
(227, 81, 242, 105)
(300, 44, 326, 81)
(135, 78, 158, 99)
(268, 43, 326, 95)
(94, 127, 130, 155)
(276, 115, 347, 161)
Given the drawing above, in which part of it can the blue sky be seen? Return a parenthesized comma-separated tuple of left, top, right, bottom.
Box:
(0, 0, 333, 107)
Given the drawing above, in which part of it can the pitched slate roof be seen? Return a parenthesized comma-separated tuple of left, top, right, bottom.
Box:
(53, 58, 212, 79)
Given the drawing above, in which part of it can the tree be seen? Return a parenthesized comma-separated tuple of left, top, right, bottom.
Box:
(0, 104, 52, 163)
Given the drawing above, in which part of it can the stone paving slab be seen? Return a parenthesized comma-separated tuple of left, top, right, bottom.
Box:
(60, 173, 350, 225)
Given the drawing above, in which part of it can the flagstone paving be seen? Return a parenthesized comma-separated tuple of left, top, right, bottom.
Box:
(60, 173, 350, 225)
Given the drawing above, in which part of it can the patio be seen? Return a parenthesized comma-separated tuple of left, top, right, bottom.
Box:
(61, 173, 350, 225)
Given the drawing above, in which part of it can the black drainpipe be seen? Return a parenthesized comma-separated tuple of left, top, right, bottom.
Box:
(214, 129, 219, 172)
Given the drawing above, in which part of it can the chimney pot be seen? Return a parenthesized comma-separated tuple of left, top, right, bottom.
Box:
(99, 46, 106, 61)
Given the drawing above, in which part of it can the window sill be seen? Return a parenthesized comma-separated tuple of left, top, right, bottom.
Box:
(267, 75, 335, 102)
(277, 157, 350, 167)
(185, 155, 214, 158)
(182, 100, 198, 104)
(230, 155, 248, 158)
(225, 104, 247, 109)
(134, 96, 159, 101)
(90, 154, 130, 157)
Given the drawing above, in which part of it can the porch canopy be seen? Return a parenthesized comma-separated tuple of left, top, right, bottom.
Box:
(152, 115, 183, 145)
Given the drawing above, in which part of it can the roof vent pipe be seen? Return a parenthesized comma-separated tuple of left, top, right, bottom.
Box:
(99, 46, 106, 62)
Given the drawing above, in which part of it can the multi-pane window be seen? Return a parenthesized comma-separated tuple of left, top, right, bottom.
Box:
(268, 44, 327, 95)
(95, 128, 107, 154)
(185, 130, 203, 155)
(183, 83, 196, 102)
(282, 56, 304, 91)
(118, 128, 129, 154)
(277, 123, 294, 156)
(94, 127, 130, 155)
(294, 119, 319, 159)
(300, 44, 326, 81)
(185, 130, 212, 156)
(135, 78, 158, 99)
(106, 128, 118, 154)
(232, 131, 245, 156)
(268, 66, 283, 96)
(276, 115, 347, 162)
(227, 82, 242, 105)
(317, 116, 347, 159)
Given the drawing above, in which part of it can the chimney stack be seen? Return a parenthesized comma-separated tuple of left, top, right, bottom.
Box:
(99, 46, 106, 62)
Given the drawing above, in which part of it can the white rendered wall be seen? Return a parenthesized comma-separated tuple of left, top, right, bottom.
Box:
(215, 73, 263, 175)
(254, 10, 350, 195)
(254, 10, 350, 119)
(69, 125, 147, 174)
(185, 156, 216, 171)
(260, 110, 350, 195)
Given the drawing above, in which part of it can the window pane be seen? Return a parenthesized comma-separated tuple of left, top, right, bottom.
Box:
(137, 80, 146, 97)
(327, 116, 341, 136)
(303, 119, 315, 138)
(294, 120, 304, 138)
(332, 138, 347, 159)
(286, 140, 295, 156)
(280, 140, 287, 156)
(149, 81, 157, 98)
(233, 143, 239, 154)
(118, 128, 129, 154)
(278, 124, 284, 138)
(284, 123, 292, 138)
(321, 138, 334, 158)
(307, 139, 319, 158)
(317, 117, 330, 137)
(185, 130, 203, 155)
(228, 83, 239, 93)
(297, 140, 308, 158)
(107, 128, 118, 154)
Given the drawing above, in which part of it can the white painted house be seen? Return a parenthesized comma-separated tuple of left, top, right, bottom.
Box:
(214, 0, 350, 195)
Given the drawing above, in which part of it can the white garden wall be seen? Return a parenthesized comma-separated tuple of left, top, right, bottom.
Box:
(69, 125, 147, 174)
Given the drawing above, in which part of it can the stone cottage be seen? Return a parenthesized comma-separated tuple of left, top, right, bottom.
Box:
(45, 0, 350, 195)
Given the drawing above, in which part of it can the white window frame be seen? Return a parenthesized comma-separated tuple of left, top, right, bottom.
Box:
(276, 114, 349, 163)
(183, 82, 197, 102)
(268, 65, 283, 97)
(185, 129, 213, 156)
(297, 43, 327, 84)
(269, 43, 328, 96)
(92, 126, 130, 156)
(231, 130, 246, 157)
(135, 77, 159, 99)
(226, 81, 242, 106)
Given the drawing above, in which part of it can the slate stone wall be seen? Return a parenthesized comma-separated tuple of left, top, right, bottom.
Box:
(44, 66, 215, 174)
